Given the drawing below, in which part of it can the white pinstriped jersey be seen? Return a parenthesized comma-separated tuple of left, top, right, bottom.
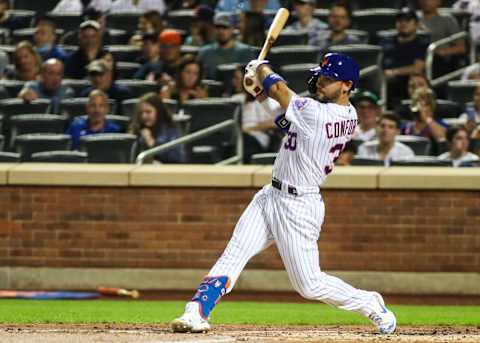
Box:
(272, 96, 358, 187)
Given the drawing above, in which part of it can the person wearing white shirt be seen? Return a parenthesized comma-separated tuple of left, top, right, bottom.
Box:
(352, 90, 381, 142)
(109, 0, 166, 14)
(357, 114, 415, 166)
(438, 126, 479, 166)
(52, 0, 112, 14)
(459, 84, 480, 135)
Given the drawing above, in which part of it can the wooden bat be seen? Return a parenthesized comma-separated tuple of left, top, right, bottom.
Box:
(97, 286, 140, 299)
(258, 8, 290, 60)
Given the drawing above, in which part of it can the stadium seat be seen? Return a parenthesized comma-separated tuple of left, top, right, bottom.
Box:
(216, 63, 241, 94)
(180, 45, 200, 57)
(390, 156, 452, 166)
(7, 10, 36, 29)
(189, 145, 221, 164)
(280, 63, 317, 93)
(0, 151, 20, 162)
(0, 98, 50, 117)
(181, 98, 241, 163)
(353, 0, 403, 10)
(400, 99, 464, 119)
(396, 135, 431, 155)
(12, 28, 64, 44)
(357, 66, 384, 104)
(0, 134, 3, 150)
(329, 44, 382, 70)
(116, 79, 157, 98)
(447, 80, 478, 105)
(61, 79, 91, 98)
(346, 29, 370, 44)
(350, 157, 385, 166)
(163, 98, 179, 115)
(116, 62, 141, 79)
(250, 152, 277, 165)
(0, 80, 27, 98)
(108, 29, 129, 45)
(201, 79, 224, 98)
(352, 8, 399, 40)
(107, 12, 141, 32)
(275, 30, 309, 46)
(105, 45, 141, 63)
(14, 0, 58, 16)
(166, 10, 195, 32)
(9, 114, 69, 150)
(14, 133, 72, 162)
(31, 150, 87, 163)
(439, 8, 471, 31)
(59, 98, 116, 119)
(46, 12, 83, 32)
(80, 133, 136, 163)
(269, 45, 321, 70)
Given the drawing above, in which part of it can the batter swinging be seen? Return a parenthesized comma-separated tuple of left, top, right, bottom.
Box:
(171, 53, 397, 335)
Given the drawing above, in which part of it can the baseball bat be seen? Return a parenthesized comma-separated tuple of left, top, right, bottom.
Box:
(258, 8, 290, 60)
(97, 286, 140, 299)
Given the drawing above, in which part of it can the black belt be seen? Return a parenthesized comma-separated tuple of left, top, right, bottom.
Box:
(272, 177, 298, 195)
(272, 178, 321, 195)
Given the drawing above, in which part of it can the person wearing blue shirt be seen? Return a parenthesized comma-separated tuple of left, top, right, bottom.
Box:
(66, 89, 121, 150)
(18, 59, 74, 114)
(34, 18, 69, 62)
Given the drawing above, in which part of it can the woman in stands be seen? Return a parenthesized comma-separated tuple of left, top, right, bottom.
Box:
(129, 92, 186, 163)
(437, 126, 479, 167)
(129, 10, 165, 46)
(7, 41, 42, 81)
(160, 56, 207, 105)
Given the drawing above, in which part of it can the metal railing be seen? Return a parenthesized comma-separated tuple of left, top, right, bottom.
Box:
(425, 31, 472, 87)
(135, 114, 243, 165)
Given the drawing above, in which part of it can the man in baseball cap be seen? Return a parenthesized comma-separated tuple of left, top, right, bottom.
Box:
(185, 5, 216, 46)
(352, 90, 382, 142)
(64, 19, 107, 79)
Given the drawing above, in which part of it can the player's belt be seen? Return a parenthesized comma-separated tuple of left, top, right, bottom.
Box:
(272, 177, 321, 196)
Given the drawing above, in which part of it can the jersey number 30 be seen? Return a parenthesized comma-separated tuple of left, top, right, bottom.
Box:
(324, 143, 345, 175)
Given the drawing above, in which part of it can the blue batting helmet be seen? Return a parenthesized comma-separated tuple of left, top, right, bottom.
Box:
(307, 53, 360, 94)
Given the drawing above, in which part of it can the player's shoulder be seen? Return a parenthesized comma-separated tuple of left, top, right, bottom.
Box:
(290, 95, 317, 111)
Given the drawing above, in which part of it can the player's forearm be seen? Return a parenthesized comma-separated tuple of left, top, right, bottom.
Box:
(257, 65, 293, 111)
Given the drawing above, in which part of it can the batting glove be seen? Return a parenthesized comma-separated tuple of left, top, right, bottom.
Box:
(245, 59, 269, 75)
(243, 68, 264, 98)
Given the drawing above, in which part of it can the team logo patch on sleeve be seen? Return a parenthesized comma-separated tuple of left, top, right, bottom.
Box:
(294, 97, 308, 111)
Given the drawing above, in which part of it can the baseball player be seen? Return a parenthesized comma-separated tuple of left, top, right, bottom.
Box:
(171, 53, 397, 334)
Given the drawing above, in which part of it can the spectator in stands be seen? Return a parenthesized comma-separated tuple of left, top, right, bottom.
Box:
(65, 20, 107, 79)
(198, 13, 254, 80)
(160, 56, 207, 105)
(287, 0, 327, 45)
(184, 5, 216, 47)
(34, 18, 68, 62)
(109, 0, 166, 15)
(239, 11, 266, 47)
(0, 0, 22, 31)
(419, 0, 466, 76)
(351, 90, 381, 142)
(395, 73, 431, 120)
(216, 0, 280, 12)
(402, 87, 448, 154)
(437, 126, 479, 166)
(129, 92, 185, 163)
(312, 2, 359, 50)
(81, 59, 132, 110)
(18, 59, 74, 114)
(136, 31, 160, 65)
(134, 29, 182, 85)
(461, 62, 480, 80)
(357, 114, 415, 166)
(459, 84, 480, 135)
(52, 0, 111, 14)
(66, 89, 121, 150)
(6, 41, 42, 81)
(129, 10, 164, 46)
(380, 8, 428, 109)
(61, 7, 113, 46)
(231, 66, 276, 163)
(454, 0, 480, 46)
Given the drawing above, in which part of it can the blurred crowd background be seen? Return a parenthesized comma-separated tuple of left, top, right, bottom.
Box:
(0, 0, 478, 167)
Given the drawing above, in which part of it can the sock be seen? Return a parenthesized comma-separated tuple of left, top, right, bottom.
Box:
(191, 275, 230, 319)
